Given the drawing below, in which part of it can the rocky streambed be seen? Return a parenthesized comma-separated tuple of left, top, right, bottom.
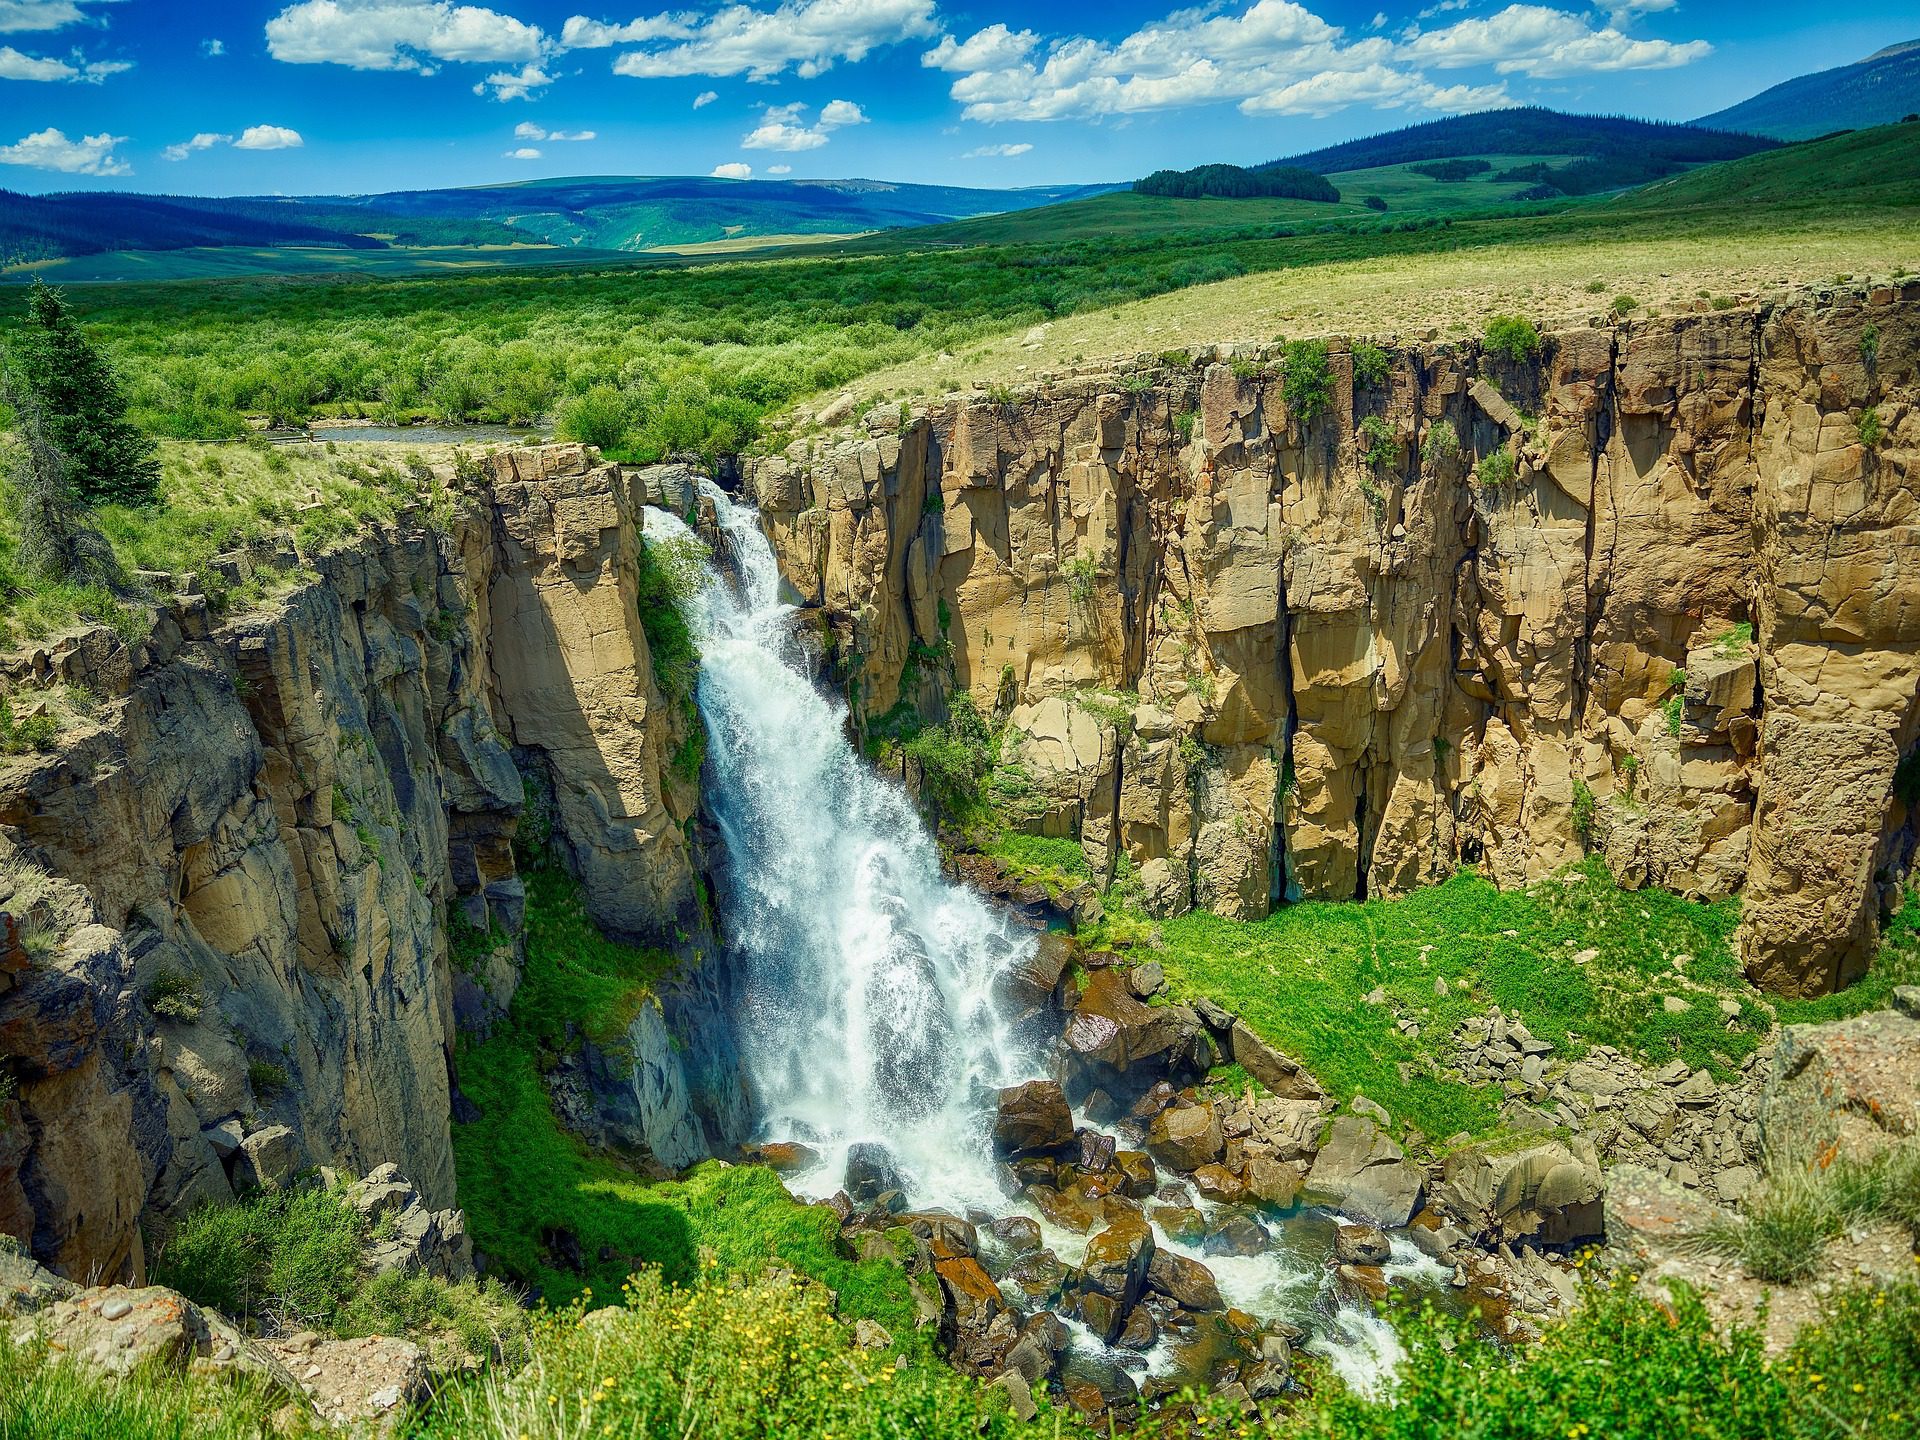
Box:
(747, 931, 1605, 1425)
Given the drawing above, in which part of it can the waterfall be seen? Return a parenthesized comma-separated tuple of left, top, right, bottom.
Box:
(646, 486, 1040, 1212)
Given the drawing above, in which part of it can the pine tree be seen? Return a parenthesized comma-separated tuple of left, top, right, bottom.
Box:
(12, 278, 160, 507)
(0, 369, 116, 584)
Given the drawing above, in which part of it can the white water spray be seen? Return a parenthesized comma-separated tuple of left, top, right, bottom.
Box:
(648, 487, 1040, 1212)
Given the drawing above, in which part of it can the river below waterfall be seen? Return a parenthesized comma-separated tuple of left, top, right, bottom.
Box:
(645, 485, 1447, 1412)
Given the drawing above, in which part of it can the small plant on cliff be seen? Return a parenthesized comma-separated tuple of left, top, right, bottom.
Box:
(145, 968, 203, 1022)
(1173, 408, 1198, 443)
(1858, 406, 1885, 448)
(634, 532, 709, 715)
(1357, 414, 1396, 470)
(1062, 553, 1097, 602)
(0, 695, 59, 754)
(1483, 313, 1540, 363)
(246, 1058, 289, 1099)
(1281, 339, 1333, 427)
(1474, 443, 1519, 489)
(1351, 340, 1391, 390)
(1420, 420, 1461, 467)
(1861, 321, 1881, 371)
(1612, 293, 1641, 316)
(1571, 777, 1597, 847)
(1714, 622, 1754, 656)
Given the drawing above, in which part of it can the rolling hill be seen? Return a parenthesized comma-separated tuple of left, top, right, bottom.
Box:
(1, 175, 1123, 277)
(1262, 108, 1777, 196)
(1696, 39, 1920, 140)
(1612, 120, 1920, 211)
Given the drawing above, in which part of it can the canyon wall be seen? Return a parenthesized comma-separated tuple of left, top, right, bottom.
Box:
(748, 286, 1920, 998)
(0, 447, 733, 1284)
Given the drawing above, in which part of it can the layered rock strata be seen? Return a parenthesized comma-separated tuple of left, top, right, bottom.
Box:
(0, 447, 736, 1284)
(748, 287, 1920, 996)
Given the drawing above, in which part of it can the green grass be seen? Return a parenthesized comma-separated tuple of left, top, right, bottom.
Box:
(450, 867, 923, 1338)
(1138, 863, 1772, 1139)
(1616, 122, 1920, 213)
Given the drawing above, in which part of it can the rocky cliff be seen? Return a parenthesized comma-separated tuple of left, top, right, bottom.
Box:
(0, 446, 734, 1284)
(747, 285, 1920, 998)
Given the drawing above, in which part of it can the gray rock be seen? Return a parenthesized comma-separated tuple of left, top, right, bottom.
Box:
(1301, 1116, 1423, 1228)
(1893, 986, 1920, 1021)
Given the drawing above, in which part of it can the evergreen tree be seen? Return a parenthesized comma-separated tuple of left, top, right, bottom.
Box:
(0, 368, 116, 584)
(11, 278, 160, 507)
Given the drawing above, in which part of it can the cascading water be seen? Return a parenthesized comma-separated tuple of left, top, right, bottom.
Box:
(650, 487, 1041, 1214)
(647, 484, 1434, 1403)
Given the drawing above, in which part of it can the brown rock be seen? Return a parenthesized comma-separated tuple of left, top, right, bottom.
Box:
(992, 1080, 1075, 1157)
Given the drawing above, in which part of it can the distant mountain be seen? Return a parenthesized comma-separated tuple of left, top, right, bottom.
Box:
(1694, 39, 1920, 140)
(0, 176, 1123, 270)
(1262, 108, 1777, 196)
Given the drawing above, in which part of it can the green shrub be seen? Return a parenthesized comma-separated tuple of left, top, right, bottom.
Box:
(1172, 408, 1197, 442)
(1858, 406, 1884, 447)
(1363, 195, 1388, 212)
(0, 695, 59, 754)
(1474, 444, 1518, 488)
(1571, 778, 1596, 845)
(1664, 692, 1686, 737)
(1351, 340, 1390, 389)
(1420, 420, 1460, 467)
(554, 383, 630, 452)
(245, 1059, 288, 1098)
(1714, 621, 1754, 655)
(904, 693, 993, 818)
(1062, 553, 1096, 602)
(1282, 339, 1333, 426)
(1861, 321, 1880, 369)
(145, 968, 203, 1022)
(1612, 294, 1641, 315)
(1585, 278, 1609, 293)
(1483, 314, 1540, 363)
(152, 1186, 362, 1325)
(1357, 414, 1395, 470)
(634, 532, 709, 715)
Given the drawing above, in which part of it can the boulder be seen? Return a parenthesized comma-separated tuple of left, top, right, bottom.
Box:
(1229, 1021, 1327, 1102)
(844, 1142, 906, 1204)
(1077, 1211, 1155, 1314)
(1192, 1163, 1249, 1202)
(9, 1281, 301, 1396)
(1333, 1223, 1392, 1266)
(934, 1254, 1014, 1374)
(1603, 1163, 1735, 1262)
(992, 1080, 1075, 1158)
(1202, 1212, 1269, 1257)
(1301, 1116, 1423, 1227)
(1146, 1248, 1225, 1311)
(1058, 1349, 1139, 1422)
(1769, 1008, 1920, 1146)
(1146, 1102, 1224, 1172)
(1063, 970, 1211, 1084)
(1435, 1135, 1604, 1244)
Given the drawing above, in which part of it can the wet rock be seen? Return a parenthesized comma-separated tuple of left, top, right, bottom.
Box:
(984, 1215, 1042, 1258)
(1064, 971, 1208, 1084)
(1130, 1081, 1179, 1120)
(844, 1142, 906, 1204)
(1245, 1153, 1303, 1208)
(1150, 1204, 1207, 1243)
(1116, 1304, 1159, 1351)
(1192, 1163, 1248, 1202)
(1146, 1101, 1224, 1172)
(990, 1369, 1037, 1422)
(1241, 1355, 1291, 1399)
(1202, 1212, 1269, 1257)
(1059, 1350, 1140, 1422)
(1026, 1184, 1104, 1233)
(1301, 1116, 1423, 1227)
(1076, 1129, 1117, 1173)
(1114, 1149, 1158, 1197)
(992, 1080, 1075, 1158)
(995, 930, 1078, 1025)
(934, 1255, 1013, 1374)
(1003, 1248, 1069, 1306)
(743, 1141, 820, 1173)
(1146, 1248, 1225, 1311)
(903, 1212, 977, 1260)
(1335, 1264, 1391, 1303)
(1077, 1211, 1155, 1313)
(1334, 1223, 1392, 1265)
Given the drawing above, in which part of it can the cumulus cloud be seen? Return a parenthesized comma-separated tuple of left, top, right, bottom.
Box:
(741, 97, 864, 150)
(266, 0, 546, 72)
(962, 141, 1031, 157)
(766, 162, 790, 173)
(515, 120, 595, 139)
(0, 124, 128, 174)
(559, 13, 696, 48)
(928, 0, 1709, 125)
(0, 43, 130, 80)
(0, 0, 124, 33)
(235, 123, 305, 149)
(473, 59, 551, 98)
(601, 0, 936, 81)
(710, 160, 751, 178)
(505, 144, 542, 157)
(692, 87, 716, 106)
(161, 131, 231, 161)
(203, 37, 225, 56)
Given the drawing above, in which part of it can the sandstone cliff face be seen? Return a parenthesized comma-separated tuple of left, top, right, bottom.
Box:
(0, 447, 729, 1283)
(747, 287, 1920, 998)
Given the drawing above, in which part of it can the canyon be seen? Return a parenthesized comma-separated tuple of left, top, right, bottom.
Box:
(0, 282, 1914, 1421)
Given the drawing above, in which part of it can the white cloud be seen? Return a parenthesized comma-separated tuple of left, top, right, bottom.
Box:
(559, 13, 696, 48)
(505, 144, 542, 157)
(473, 59, 551, 98)
(710, 160, 751, 178)
(1400, 5, 1709, 77)
(162, 131, 231, 161)
(605, 0, 936, 81)
(767, 162, 790, 173)
(692, 87, 715, 106)
(0, 124, 128, 174)
(0, 1, 123, 34)
(932, 1, 1710, 125)
(0, 43, 129, 80)
(1415, 0, 1471, 17)
(921, 23, 1036, 73)
(235, 123, 305, 149)
(203, 37, 226, 56)
(515, 120, 594, 139)
(739, 97, 863, 151)
(962, 141, 1031, 157)
(266, 0, 546, 72)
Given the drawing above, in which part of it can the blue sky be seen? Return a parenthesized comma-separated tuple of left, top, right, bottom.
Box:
(0, 0, 1913, 195)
